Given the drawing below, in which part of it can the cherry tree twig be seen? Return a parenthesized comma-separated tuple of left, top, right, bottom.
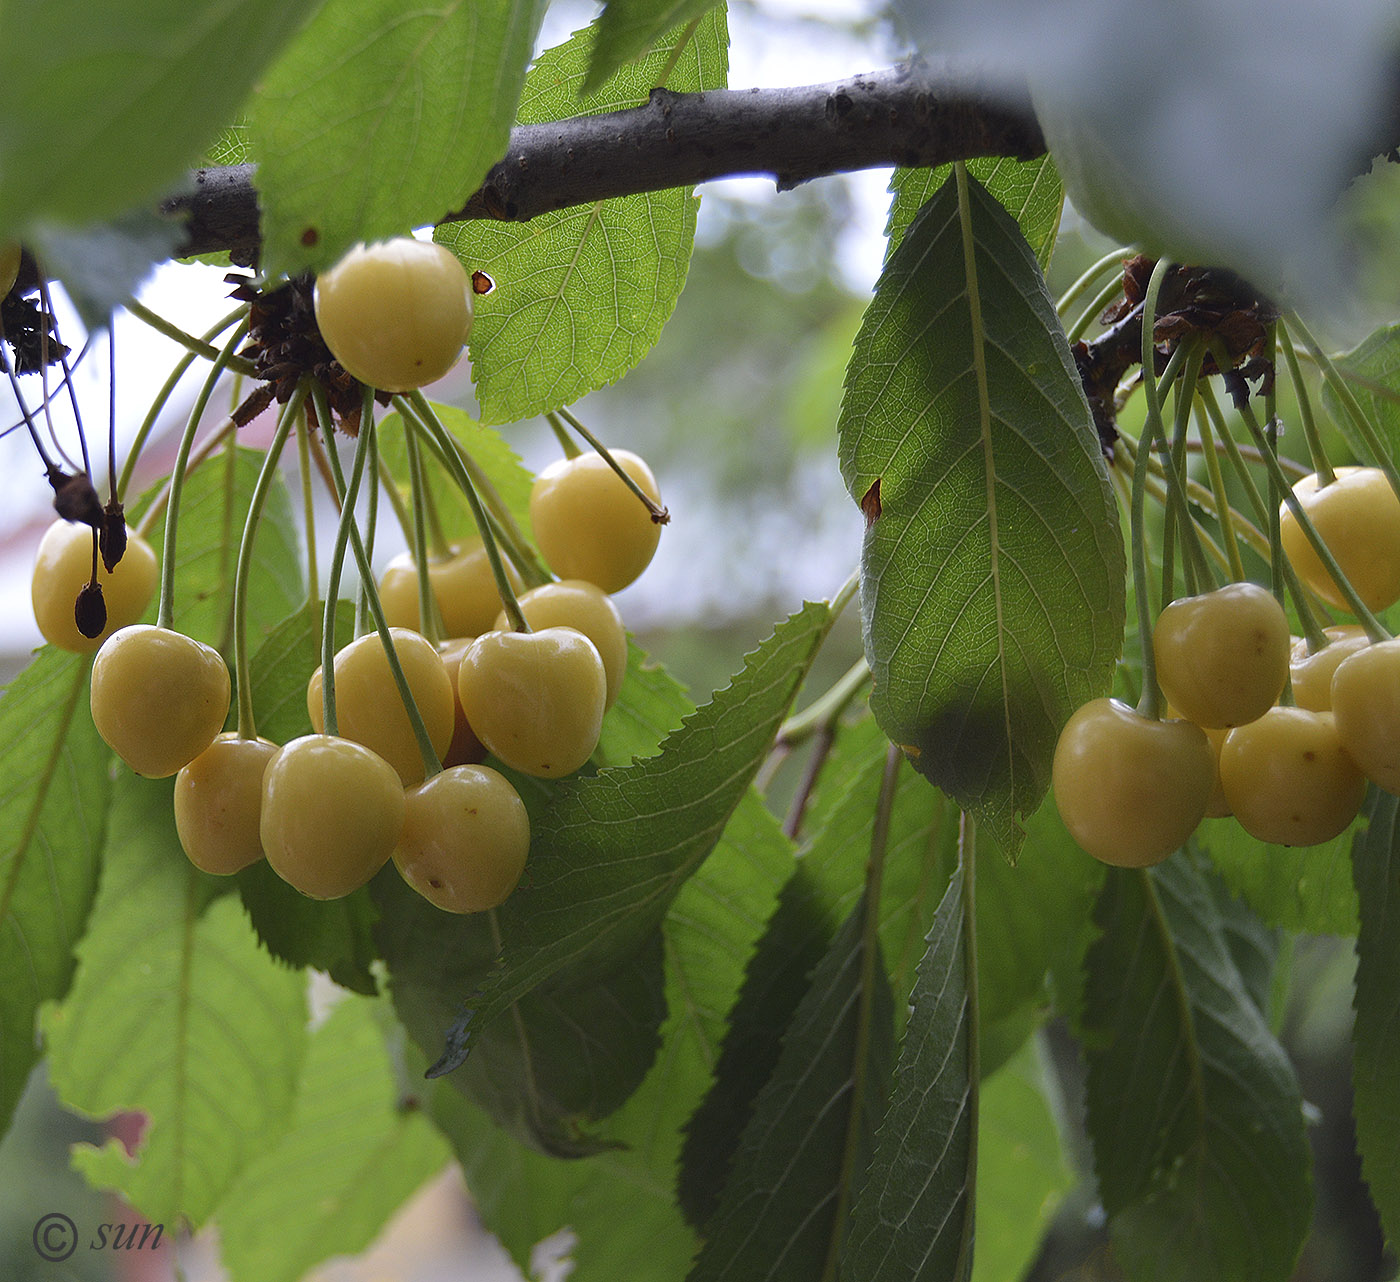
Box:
(161, 62, 1046, 262)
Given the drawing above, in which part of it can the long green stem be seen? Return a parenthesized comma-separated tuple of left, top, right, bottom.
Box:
(407, 392, 530, 632)
(556, 404, 668, 523)
(1193, 404, 1247, 583)
(402, 414, 444, 645)
(296, 410, 319, 607)
(117, 305, 247, 499)
(320, 402, 442, 778)
(232, 386, 304, 737)
(125, 298, 258, 376)
(1277, 323, 1333, 484)
(156, 322, 248, 630)
(1131, 258, 1174, 720)
(1056, 247, 1129, 317)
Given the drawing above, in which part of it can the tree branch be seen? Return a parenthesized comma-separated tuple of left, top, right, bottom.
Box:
(163, 63, 1045, 262)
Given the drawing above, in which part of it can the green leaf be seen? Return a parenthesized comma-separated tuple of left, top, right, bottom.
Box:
(424, 785, 794, 1282)
(213, 995, 449, 1282)
(439, 9, 729, 425)
(840, 860, 975, 1282)
(1195, 816, 1358, 936)
(0, 649, 109, 1138)
(376, 402, 536, 551)
(584, 0, 725, 94)
(838, 169, 1124, 854)
(43, 774, 308, 1226)
(689, 893, 894, 1282)
(28, 213, 183, 327)
(376, 870, 667, 1157)
(247, 601, 351, 748)
(1082, 855, 1313, 1282)
(1326, 322, 1400, 459)
(887, 156, 1064, 267)
(430, 600, 833, 1074)
(1351, 787, 1400, 1243)
(0, 0, 318, 238)
(972, 1038, 1073, 1282)
(249, 0, 548, 277)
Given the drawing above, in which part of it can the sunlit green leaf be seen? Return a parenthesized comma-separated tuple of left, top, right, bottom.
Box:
(0, 0, 318, 238)
(1082, 855, 1312, 1282)
(888, 156, 1064, 266)
(43, 774, 307, 1226)
(584, 0, 725, 94)
(690, 893, 893, 1282)
(430, 600, 832, 1075)
(214, 995, 449, 1282)
(439, 10, 728, 425)
(0, 650, 109, 1137)
(840, 860, 974, 1282)
(838, 170, 1124, 853)
(1327, 322, 1400, 459)
(250, 0, 548, 277)
(1351, 788, 1400, 1244)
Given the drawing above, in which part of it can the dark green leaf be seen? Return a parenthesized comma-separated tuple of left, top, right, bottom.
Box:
(213, 995, 449, 1282)
(689, 893, 894, 1282)
(839, 171, 1124, 854)
(0, 649, 109, 1138)
(430, 600, 833, 1075)
(247, 601, 352, 748)
(43, 774, 308, 1226)
(249, 0, 548, 276)
(1351, 787, 1400, 1242)
(584, 0, 725, 94)
(840, 859, 975, 1282)
(887, 156, 1064, 266)
(0, 0, 318, 238)
(1082, 855, 1312, 1282)
(439, 10, 728, 424)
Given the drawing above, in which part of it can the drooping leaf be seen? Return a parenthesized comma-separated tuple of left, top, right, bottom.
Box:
(429, 600, 833, 1075)
(425, 784, 794, 1282)
(887, 156, 1064, 266)
(0, 0, 318, 239)
(213, 995, 449, 1282)
(839, 856, 976, 1282)
(584, 0, 725, 94)
(972, 1037, 1073, 1282)
(249, 0, 548, 277)
(376, 869, 667, 1157)
(1082, 855, 1313, 1282)
(438, 9, 729, 425)
(689, 892, 894, 1282)
(0, 649, 109, 1139)
(28, 213, 183, 327)
(838, 170, 1124, 854)
(1351, 787, 1400, 1243)
(1195, 816, 1358, 936)
(43, 774, 307, 1226)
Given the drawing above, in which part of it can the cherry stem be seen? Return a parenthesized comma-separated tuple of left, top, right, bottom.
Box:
(1231, 382, 1391, 642)
(1277, 323, 1333, 485)
(404, 392, 530, 633)
(156, 320, 248, 631)
(0, 331, 61, 478)
(318, 402, 443, 779)
(232, 384, 304, 738)
(556, 405, 669, 525)
(1065, 270, 1130, 346)
(402, 415, 446, 645)
(1056, 247, 1129, 321)
(319, 385, 376, 739)
(107, 327, 118, 502)
(124, 298, 258, 377)
(1192, 401, 1247, 584)
(295, 411, 319, 608)
(1288, 312, 1400, 505)
(117, 304, 247, 501)
(545, 411, 582, 459)
(1131, 257, 1173, 721)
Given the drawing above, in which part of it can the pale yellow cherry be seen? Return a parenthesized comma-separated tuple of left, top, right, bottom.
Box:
(174, 733, 279, 874)
(1289, 626, 1370, 712)
(1279, 466, 1400, 613)
(378, 540, 524, 638)
(31, 519, 158, 653)
(457, 627, 607, 778)
(435, 637, 488, 767)
(495, 579, 628, 709)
